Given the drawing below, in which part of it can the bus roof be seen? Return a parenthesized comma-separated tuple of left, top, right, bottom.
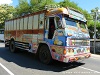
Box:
(5, 10, 46, 22)
(5, 7, 86, 22)
(46, 7, 87, 22)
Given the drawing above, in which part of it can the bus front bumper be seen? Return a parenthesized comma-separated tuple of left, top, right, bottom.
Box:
(63, 53, 91, 63)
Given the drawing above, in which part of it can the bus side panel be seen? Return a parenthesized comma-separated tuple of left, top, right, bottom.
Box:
(5, 11, 46, 53)
(14, 13, 45, 53)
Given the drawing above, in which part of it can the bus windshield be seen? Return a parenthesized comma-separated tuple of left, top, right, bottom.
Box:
(64, 17, 77, 27)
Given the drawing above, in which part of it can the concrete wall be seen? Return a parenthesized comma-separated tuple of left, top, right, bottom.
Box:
(90, 39, 100, 53)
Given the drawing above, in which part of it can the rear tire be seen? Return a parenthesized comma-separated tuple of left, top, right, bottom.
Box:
(39, 45, 52, 64)
(9, 40, 16, 53)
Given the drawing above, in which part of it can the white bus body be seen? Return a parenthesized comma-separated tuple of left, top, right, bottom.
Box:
(0, 29, 4, 41)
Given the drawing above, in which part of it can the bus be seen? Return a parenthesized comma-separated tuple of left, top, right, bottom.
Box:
(5, 6, 91, 64)
(0, 29, 4, 42)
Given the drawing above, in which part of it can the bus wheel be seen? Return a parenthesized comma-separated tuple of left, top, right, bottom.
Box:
(39, 45, 52, 64)
(9, 40, 16, 53)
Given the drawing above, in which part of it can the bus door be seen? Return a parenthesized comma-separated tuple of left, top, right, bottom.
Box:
(48, 17, 55, 39)
(44, 17, 56, 45)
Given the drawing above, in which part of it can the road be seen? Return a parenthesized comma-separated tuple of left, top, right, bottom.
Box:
(0, 42, 100, 75)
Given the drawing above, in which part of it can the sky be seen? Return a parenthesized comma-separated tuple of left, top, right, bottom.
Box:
(0, 0, 100, 13)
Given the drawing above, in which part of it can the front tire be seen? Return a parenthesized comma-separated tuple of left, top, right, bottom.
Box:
(39, 45, 52, 64)
(9, 40, 16, 53)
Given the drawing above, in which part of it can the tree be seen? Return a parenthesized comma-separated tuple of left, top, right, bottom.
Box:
(15, 0, 30, 17)
(15, 0, 56, 15)
(88, 7, 100, 38)
(29, 0, 41, 13)
(0, 4, 15, 29)
(30, 0, 55, 13)
(59, 0, 82, 11)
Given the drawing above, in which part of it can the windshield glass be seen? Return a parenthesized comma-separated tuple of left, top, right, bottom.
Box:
(64, 17, 77, 27)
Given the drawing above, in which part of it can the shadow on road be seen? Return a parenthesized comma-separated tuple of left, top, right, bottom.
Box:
(0, 47, 85, 72)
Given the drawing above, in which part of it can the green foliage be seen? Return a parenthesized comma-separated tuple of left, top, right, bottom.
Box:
(30, 0, 55, 9)
(30, 0, 40, 12)
(15, 0, 30, 17)
(59, 0, 79, 10)
(0, 4, 15, 29)
(88, 7, 100, 38)
(15, 0, 56, 16)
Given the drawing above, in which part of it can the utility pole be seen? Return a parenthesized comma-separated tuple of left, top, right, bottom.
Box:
(94, 11, 97, 54)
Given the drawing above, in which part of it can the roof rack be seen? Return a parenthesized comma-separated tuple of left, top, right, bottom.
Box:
(45, 5, 61, 10)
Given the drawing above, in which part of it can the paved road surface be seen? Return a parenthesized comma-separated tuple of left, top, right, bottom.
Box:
(0, 42, 100, 75)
